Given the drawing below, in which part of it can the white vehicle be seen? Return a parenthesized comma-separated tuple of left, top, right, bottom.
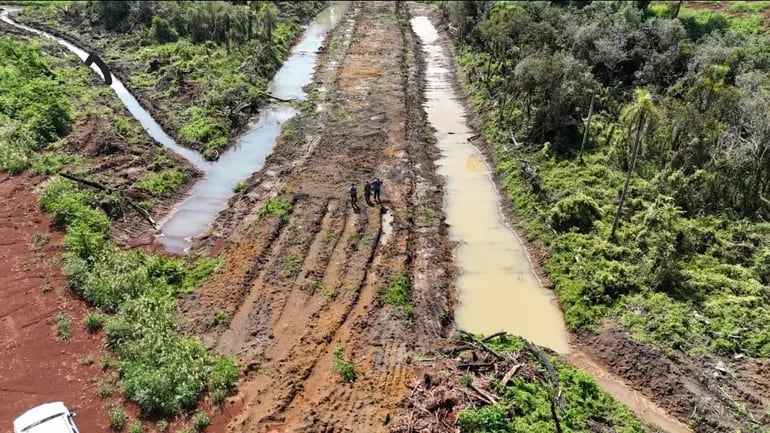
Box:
(13, 402, 79, 433)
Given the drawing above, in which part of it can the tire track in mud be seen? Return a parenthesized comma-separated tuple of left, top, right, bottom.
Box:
(185, 2, 458, 432)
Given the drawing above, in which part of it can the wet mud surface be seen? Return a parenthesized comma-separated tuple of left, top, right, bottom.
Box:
(180, 2, 455, 431)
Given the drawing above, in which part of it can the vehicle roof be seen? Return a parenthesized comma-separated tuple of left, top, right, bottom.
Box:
(13, 402, 71, 433)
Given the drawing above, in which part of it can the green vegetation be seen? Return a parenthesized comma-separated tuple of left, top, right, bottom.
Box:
(99, 382, 114, 399)
(383, 274, 413, 317)
(209, 311, 231, 328)
(260, 190, 293, 221)
(37, 178, 238, 416)
(455, 335, 646, 433)
(233, 181, 246, 193)
(280, 255, 303, 273)
(108, 406, 126, 431)
(56, 312, 71, 340)
(137, 168, 186, 197)
(444, 1, 770, 358)
(332, 346, 357, 383)
(127, 422, 143, 433)
(0, 38, 72, 174)
(18, 1, 326, 159)
(728, 1, 770, 13)
(83, 311, 105, 333)
(190, 412, 211, 432)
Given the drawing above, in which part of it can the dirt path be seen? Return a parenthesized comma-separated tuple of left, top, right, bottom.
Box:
(182, 2, 455, 432)
(0, 174, 113, 430)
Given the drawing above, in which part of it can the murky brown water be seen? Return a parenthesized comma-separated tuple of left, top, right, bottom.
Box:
(411, 14, 693, 433)
(411, 16, 570, 354)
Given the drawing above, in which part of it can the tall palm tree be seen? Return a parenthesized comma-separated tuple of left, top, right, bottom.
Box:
(610, 88, 660, 241)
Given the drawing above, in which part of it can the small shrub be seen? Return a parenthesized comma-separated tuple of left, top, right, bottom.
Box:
(459, 375, 473, 388)
(99, 382, 114, 398)
(548, 193, 601, 234)
(83, 311, 105, 333)
(233, 182, 246, 193)
(150, 16, 178, 43)
(56, 312, 71, 340)
(332, 346, 356, 383)
(108, 406, 126, 431)
(155, 421, 169, 433)
(190, 412, 211, 432)
(280, 255, 302, 273)
(209, 311, 231, 328)
(128, 422, 143, 433)
(260, 196, 293, 221)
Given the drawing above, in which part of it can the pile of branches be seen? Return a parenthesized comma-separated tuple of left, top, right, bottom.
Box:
(390, 331, 566, 433)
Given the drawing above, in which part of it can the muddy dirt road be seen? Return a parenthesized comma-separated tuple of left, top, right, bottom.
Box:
(183, 2, 455, 432)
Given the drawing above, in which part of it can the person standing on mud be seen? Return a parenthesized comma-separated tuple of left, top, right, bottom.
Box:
(364, 180, 372, 206)
(372, 177, 383, 203)
(349, 183, 358, 210)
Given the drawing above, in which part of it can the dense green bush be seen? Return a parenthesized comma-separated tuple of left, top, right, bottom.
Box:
(38, 180, 238, 415)
(548, 194, 601, 233)
(447, 0, 770, 358)
(0, 38, 73, 173)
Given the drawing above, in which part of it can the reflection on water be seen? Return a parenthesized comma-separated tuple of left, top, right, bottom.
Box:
(411, 16, 570, 354)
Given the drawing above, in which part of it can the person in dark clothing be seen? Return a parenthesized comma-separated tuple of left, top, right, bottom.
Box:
(349, 183, 358, 210)
(363, 181, 372, 206)
(372, 177, 383, 203)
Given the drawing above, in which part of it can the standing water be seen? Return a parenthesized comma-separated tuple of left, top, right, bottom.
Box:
(1, 3, 350, 253)
(158, 2, 349, 253)
(410, 16, 570, 353)
(411, 15, 694, 433)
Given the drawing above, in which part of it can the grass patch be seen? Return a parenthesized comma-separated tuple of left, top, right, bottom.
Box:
(98, 382, 114, 399)
(56, 312, 71, 340)
(137, 168, 186, 197)
(332, 346, 357, 383)
(208, 311, 231, 328)
(260, 192, 293, 222)
(280, 255, 302, 274)
(383, 274, 413, 317)
(190, 412, 210, 432)
(83, 311, 105, 333)
(108, 406, 126, 432)
(127, 423, 143, 433)
(233, 181, 246, 193)
(729, 1, 770, 13)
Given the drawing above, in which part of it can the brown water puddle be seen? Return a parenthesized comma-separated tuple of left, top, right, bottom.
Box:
(411, 16, 570, 354)
(411, 14, 693, 433)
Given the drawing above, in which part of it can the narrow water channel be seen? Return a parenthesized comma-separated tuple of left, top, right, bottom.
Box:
(0, 8, 207, 170)
(1, 3, 350, 253)
(411, 15, 693, 433)
(158, 2, 349, 253)
(410, 16, 570, 354)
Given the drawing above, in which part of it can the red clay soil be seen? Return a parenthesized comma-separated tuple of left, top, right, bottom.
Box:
(0, 174, 112, 430)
